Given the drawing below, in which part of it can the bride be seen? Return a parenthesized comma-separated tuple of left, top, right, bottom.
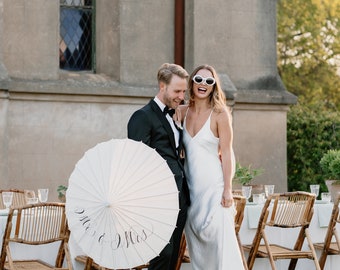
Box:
(177, 64, 244, 270)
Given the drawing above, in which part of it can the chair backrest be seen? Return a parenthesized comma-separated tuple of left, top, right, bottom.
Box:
(267, 191, 315, 228)
(328, 192, 340, 233)
(233, 195, 246, 234)
(0, 202, 70, 269)
(317, 193, 340, 269)
(335, 194, 340, 224)
(232, 189, 243, 196)
(0, 189, 26, 209)
(233, 195, 248, 270)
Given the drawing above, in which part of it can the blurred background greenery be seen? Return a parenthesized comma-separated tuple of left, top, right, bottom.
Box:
(277, 0, 340, 193)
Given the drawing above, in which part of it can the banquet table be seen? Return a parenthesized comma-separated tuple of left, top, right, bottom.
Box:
(239, 200, 340, 270)
(1, 201, 340, 270)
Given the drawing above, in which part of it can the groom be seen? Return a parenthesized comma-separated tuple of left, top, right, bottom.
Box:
(127, 63, 190, 270)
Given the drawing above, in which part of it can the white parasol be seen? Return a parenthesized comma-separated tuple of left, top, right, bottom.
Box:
(66, 138, 179, 269)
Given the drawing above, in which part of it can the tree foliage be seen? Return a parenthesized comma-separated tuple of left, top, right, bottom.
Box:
(277, 0, 340, 110)
(278, 0, 340, 192)
(287, 101, 339, 193)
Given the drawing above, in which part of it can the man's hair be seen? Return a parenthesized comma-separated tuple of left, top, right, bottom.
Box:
(157, 63, 189, 85)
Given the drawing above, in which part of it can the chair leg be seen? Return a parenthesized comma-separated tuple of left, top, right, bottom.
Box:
(85, 256, 94, 270)
(175, 233, 187, 270)
(262, 232, 276, 270)
(247, 241, 259, 270)
(318, 224, 339, 269)
(305, 230, 321, 270)
(288, 229, 321, 270)
(318, 244, 327, 270)
(247, 210, 270, 270)
(288, 227, 306, 270)
(236, 234, 248, 270)
(334, 228, 340, 251)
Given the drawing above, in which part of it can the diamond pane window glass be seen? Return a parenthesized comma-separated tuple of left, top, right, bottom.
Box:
(59, 0, 95, 71)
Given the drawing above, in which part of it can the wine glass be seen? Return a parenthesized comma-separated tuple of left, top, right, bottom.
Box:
(264, 185, 275, 198)
(2, 192, 14, 210)
(310, 184, 320, 199)
(242, 185, 252, 202)
(38, 188, 49, 203)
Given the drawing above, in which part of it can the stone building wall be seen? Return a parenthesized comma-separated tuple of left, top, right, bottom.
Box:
(0, 0, 296, 201)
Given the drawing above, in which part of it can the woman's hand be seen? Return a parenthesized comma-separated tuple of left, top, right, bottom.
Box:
(173, 107, 182, 123)
(173, 106, 184, 130)
(221, 189, 233, 208)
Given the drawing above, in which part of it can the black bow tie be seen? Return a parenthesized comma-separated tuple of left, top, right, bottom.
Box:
(163, 106, 175, 117)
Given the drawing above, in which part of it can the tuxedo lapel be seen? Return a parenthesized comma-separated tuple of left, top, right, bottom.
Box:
(178, 127, 184, 150)
(150, 100, 177, 154)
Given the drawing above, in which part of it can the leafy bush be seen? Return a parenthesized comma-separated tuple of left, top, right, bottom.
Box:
(320, 149, 340, 180)
(287, 102, 340, 193)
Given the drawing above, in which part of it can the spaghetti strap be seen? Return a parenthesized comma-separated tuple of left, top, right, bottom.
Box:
(185, 107, 190, 118)
(183, 107, 190, 128)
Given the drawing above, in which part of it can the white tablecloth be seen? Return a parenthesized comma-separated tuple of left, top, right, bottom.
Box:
(1, 202, 340, 270)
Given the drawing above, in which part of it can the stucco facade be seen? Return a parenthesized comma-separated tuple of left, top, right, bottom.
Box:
(0, 0, 296, 201)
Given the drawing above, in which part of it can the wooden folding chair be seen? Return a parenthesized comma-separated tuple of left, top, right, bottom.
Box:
(244, 191, 320, 270)
(232, 189, 243, 196)
(174, 233, 189, 270)
(0, 202, 72, 270)
(175, 194, 248, 270)
(233, 195, 249, 270)
(74, 255, 149, 270)
(0, 189, 26, 209)
(313, 194, 340, 269)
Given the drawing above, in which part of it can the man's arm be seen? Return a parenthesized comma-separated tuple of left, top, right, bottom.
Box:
(127, 110, 152, 145)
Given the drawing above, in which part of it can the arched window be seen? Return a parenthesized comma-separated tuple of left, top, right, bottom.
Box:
(59, 0, 95, 71)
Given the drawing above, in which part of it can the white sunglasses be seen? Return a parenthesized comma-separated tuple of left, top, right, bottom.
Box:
(192, 75, 216, 86)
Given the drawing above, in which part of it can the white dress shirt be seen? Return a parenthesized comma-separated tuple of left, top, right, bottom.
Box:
(154, 97, 179, 148)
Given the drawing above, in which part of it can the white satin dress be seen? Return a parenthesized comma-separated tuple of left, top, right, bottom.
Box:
(183, 111, 244, 270)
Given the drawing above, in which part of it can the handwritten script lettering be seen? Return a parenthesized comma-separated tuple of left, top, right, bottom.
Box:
(74, 207, 153, 250)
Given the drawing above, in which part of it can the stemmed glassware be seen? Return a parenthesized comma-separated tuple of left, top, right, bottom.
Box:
(38, 188, 49, 203)
(310, 184, 320, 199)
(264, 185, 275, 198)
(242, 185, 252, 203)
(2, 192, 14, 210)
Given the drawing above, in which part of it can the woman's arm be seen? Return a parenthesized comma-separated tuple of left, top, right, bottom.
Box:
(217, 108, 234, 208)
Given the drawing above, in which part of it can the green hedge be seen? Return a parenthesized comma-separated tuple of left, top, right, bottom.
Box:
(287, 102, 340, 193)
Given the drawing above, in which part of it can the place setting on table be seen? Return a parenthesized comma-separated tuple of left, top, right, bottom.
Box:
(241, 184, 275, 229)
(310, 183, 333, 204)
(24, 188, 49, 204)
(0, 192, 14, 243)
(0, 191, 14, 237)
(1, 191, 13, 212)
(0, 188, 50, 231)
(309, 184, 335, 228)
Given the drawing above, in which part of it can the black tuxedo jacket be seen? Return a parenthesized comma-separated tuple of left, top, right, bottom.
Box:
(127, 99, 190, 208)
